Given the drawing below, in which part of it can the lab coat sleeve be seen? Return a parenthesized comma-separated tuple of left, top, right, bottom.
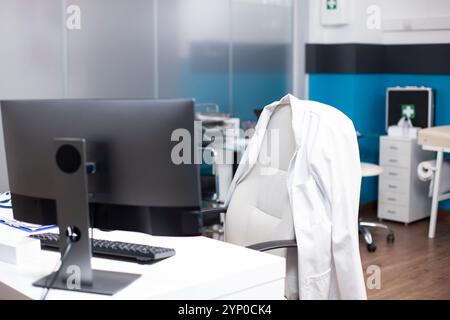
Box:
(310, 124, 367, 300)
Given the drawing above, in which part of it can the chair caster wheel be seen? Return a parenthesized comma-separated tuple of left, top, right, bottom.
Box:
(387, 233, 395, 244)
(367, 243, 377, 252)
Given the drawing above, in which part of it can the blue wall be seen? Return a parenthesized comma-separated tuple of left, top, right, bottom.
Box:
(309, 73, 450, 209)
(181, 69, 290, 121)
(181, 56, 291, 121)
(181, 62, 230, 112)
(232, 73, 291, 122)
(182, 60, 291, 175)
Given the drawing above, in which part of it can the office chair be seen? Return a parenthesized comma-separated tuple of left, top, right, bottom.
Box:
(359, 219, 395, 252)
(358, 163, 395, 252)
(201, 104, 299, 299)
(357, 135, 395, 252)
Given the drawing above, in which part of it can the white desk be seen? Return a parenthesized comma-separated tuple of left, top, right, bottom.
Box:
(418, 125, 450, 238)
(0, 225, 285, 300)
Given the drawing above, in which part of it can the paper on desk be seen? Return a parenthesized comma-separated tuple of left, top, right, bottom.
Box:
(0, 192, 56, 233)
(0, 207, 56, 233)
(0, 209, 57, 233)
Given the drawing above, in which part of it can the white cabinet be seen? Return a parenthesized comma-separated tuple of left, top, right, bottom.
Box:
(378, 136, 434, 224)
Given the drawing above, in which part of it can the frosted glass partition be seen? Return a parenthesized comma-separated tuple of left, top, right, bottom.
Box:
(231, 0, 293, 121)
(0, 0, 295, 191)
(66, 0, 156, 99)
(157, 0, 231, 113)
(0, 0, 64, 99)
(0, 0, 294, 112)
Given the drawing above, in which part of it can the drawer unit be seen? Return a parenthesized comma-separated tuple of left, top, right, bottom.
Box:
(379, 178, 408, 194)
(380, 166, 409, 181)
(379, 191, 409, 206)
(380, 152, 410, 168)
(378, 203, 407, 222)
(380, 139, 409, 156)
(378, 136, 434, 224)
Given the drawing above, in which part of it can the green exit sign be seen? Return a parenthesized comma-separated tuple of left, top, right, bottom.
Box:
(327, 0, 337, 10)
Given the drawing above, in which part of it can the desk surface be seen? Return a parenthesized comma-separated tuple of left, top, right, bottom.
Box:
(0, 225, 285, 300)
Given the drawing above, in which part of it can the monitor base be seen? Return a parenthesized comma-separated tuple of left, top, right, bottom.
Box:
(33, 269, 141, 296)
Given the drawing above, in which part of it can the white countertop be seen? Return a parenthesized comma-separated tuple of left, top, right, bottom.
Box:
(0, 224, 285, 300)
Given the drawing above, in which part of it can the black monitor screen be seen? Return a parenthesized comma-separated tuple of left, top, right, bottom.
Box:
(1, 99, 202, 236)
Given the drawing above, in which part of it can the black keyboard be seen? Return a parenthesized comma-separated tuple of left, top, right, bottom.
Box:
(30, 233, 175, 264)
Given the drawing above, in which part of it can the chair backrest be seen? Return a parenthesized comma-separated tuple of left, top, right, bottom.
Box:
(224, 104, 299, 299)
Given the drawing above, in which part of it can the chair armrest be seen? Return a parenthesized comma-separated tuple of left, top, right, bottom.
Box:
(199, 206, 228, 216)
(188, 206, 228, 228)
(187, 206, 228, 215)
(246, 240, 297, 252)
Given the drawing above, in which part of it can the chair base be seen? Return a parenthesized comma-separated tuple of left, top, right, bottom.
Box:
(359, 220, 395, 252)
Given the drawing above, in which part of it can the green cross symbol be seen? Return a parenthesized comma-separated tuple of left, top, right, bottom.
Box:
(327, 0, 337, 10)
(402, 104, 416, 119)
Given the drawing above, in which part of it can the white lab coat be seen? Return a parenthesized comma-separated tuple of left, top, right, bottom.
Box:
(225, 94, 367, 300)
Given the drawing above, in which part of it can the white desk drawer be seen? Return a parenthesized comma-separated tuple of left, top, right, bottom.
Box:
(379, 178, 409, 193)
(379, 191, 409, 206)
(380, 166, 410, 181)
(380, 139, 409, 155)
(378, 203, 407, 222)
(380, 152, 410, 167)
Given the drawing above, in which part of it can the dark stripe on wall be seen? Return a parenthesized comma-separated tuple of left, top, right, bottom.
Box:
(306, 43, 450, 74)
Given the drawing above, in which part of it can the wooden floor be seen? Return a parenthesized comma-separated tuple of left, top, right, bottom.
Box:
(359, 207, 450, 300)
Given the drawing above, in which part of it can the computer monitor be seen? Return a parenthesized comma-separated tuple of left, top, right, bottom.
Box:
(1, 99, 202, 236)
(1, 99, 203, 294)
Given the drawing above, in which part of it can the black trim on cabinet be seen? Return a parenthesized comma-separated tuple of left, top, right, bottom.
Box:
(306, 43, 450, 74)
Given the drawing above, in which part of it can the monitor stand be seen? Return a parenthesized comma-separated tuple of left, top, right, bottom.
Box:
(33, 138, 140, 295)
